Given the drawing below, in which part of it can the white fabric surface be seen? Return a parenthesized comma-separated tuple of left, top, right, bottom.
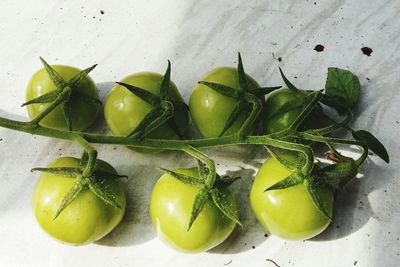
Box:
(0, 1, 398, 266)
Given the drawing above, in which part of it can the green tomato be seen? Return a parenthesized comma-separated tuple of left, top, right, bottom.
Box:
(189, 67, 260, 138)
(26, 65, 99, 131)
(104, 72, 188, 141)
(250, 155, 333, 240)
(32, 157, 126, 245)
(150, 168, 238, 253)
(263, 88, 329, 134)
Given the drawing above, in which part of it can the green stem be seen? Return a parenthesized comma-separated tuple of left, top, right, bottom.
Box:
(182, 146, 216, 189)
(73, 135, 97, 177)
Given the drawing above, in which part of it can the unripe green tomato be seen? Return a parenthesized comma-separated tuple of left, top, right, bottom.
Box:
(189, 67, 260, 138)
(26, 65, 99, 131)
(104, 72, 188, 143)
(32, 157, 126, 245)
(250, 155, 334, 240)
(150, 168, 238, 253)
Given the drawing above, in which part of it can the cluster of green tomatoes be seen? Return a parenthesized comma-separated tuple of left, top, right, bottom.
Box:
(7, 53, 387, 253)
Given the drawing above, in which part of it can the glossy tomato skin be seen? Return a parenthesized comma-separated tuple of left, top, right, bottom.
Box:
(189, 67, 260, 138)
(26, 65, 99, 131)
(150, 168, 238, 253)
(263, 88, 328, 134)
(32, 157, 126, 245)
(104, 72, 188, 140)
(250, 155, 333, 240)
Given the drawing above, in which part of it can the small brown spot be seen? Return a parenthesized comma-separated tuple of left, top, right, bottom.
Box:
(314, 44, 324, 52)
(366, 77, 370, 81)
(264, 233, 268, 237)
(100, 10, 105, 15)
(354, 261, 358, 266)
(252, 245, 255, 249)
(278, 57, 282, 62)
(361, 47, 373, 56)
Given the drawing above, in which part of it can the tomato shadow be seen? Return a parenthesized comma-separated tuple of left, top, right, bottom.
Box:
(311, 157, 389, 241)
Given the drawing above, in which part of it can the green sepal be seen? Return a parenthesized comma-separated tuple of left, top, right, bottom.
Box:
(211, 188, 242, 227)
(197, 160, 209, 180)
(279, 67, 299, 92)
(68, 64, 97, 88)
(61, 102, 72, 131)
(171, 100, 189, 111)
(53, 180, 85, 219)
(128, 107, 163, 137)
(75, 91, 102, 105)
(219, 100, 245, 137)
(88, 176, 122, 209)
(93, 170, 128, 180)
(80, 151, 89, 166)
(159, 60, 171, 100)
(40, 57, 67, 89)
(116, 82, 160, 106)
(237, 52, 248, 91)
(265, 146, 301, 171)
(214, 175, 240, 188)
(188, 187, 209, 231)
(313, 160, 358, 189)
(352, 130, 389, 163)
(21, 90, 60, 107)
(250, 86, 282, 96)
(198, 81, 242, 99)
(159, 167, 203, 185)
(265, 173, 302, 191)
(264, 98, 303, 120)
(167, 117, 184, 139)
(31, 167, 82, 178)
(304, 178, 332, 220)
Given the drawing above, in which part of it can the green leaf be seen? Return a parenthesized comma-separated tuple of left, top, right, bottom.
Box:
(265, 173, 302, 191)
(116, 82, 160, 105)
(325, 67, 360, 109)
(39, 57, 67, 89)
(54, 180, 84, 219)
(198, 81, 242, 99)
(88, 177, 122, 209)
(188, 188, 209, 231)
(219, 100, 245, 137)
(159, 60, 171, 100)
(214, 175, 240, 188)
(128, 108, 163, 137)
(352, 130, 389, 163)
(31, 167, 82, 177)
(159, 168, 203, 185)
(211, 189, 242, 227)
(279, 67, 299, 92)
(250, 86, 282, 96)
(21, 90, 60, 107)
(68, 64, 97, 88)
(304, 179, 332, 219)
(61, 102, 72, 131)
(237, 52, 248, 91)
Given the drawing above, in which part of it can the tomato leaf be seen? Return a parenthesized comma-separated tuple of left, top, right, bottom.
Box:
(159, 60, 171, 100)
(54, 180, 85, 219)
(279, 67, 299, 92)
(219, 100, 245, 137)
(188, 188, 209, 231)
(250, 86, 282, 96)
(325, 67, 360, 109)
(128, 107, 163, 138)
(304, 179, 332, 220)
(21, 90, 60, 107)
(159, 168, 203, 185)
(352, 130, 389, 163)
(237, 52, 248, 91)
(214, 175, 241, 188)
(88, 177, 122, 209)
(39, 57, 67, 89)
(68, 64, 97, 89)
(264, 173, 302, 191)
(198, 81, 242, 99)
(31, 167, 82, 177)
(211, 189, 242, 227)
(116, 82, 160, 106)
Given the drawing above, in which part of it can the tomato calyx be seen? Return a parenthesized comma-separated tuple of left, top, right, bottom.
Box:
(22, 58, 101, 131)
(32, 153, 126, 219)
(198, 53, 281, 137)
(116, 61, 188, 139)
